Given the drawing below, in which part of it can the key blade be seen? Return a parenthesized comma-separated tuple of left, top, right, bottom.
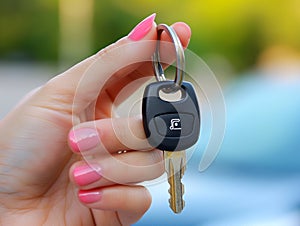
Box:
(164, 151, 186, 213)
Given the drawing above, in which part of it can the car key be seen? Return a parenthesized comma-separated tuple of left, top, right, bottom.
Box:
(142, 24, 200, 213)
(142, 80, 200, 213)
(164, 149, 186, 213)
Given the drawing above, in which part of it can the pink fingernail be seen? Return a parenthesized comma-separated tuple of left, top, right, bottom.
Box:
(78, 189, 102, 203)
(73, 164, 102, 186)
(128, 13, 156, 41)
(68, 128, 99, 152)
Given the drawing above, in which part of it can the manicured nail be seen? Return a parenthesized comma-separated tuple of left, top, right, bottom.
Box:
(69, 128, 99, 152)
(73, 164, 102, 186)
(78, 189, 102, 203)
(128, 13, 156, 41)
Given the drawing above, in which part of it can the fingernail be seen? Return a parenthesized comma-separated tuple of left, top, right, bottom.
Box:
(69, 128, 99, 152)
(78, 189, 102, 203)
(73, 164, 102, 186)
(128, 13, 156, 41)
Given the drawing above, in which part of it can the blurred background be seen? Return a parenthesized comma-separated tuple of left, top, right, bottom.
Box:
(1, 0, 300, 73)
(1, 0, 300, 225)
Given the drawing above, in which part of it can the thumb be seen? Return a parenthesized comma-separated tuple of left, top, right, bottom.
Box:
(37, 13, 158, 115)
(34, 14, 191, 116)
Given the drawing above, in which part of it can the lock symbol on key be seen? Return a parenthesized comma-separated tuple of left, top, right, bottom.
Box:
(170, 118, 181, 130)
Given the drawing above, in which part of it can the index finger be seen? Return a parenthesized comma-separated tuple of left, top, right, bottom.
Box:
(68, 117, 150, 155)
(44, 18, 191, 115)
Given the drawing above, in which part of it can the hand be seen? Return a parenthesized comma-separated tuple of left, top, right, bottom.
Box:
(0, 14, 191, 226)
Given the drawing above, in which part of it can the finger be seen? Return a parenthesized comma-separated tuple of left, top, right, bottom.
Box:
(41, 16, 191, 115)
(41, 14, 157, 114)
(69, 149, 164, 189)
(97, 22, 192, 106)
(159, 21, 192, 63)
(49, 14, 156, 84)
(78, 185, 151, 225)
(169, 21, 191, 48)
(68, 117, 150, 154)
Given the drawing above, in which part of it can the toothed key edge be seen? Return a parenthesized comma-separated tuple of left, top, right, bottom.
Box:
(169, 160, 185, 213)
(164, 151, 186, 213)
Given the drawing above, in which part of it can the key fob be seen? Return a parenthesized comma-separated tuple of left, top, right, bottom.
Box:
(142, 80, 200, 151)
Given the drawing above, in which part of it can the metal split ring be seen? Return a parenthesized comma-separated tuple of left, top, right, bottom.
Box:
(152, 24, 185, 92)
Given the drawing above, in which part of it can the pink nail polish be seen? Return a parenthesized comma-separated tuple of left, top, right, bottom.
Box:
(73, 164, 102, 186)
(78, 189, 102, 203)
(128, 13, 156, 41)
(69, 128, 99, 152)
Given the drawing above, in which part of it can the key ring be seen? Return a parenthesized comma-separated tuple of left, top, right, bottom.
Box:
(152, 24, 185, 92)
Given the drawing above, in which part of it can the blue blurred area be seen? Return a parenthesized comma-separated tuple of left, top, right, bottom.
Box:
(0, 63, 54, 118)
(219, 74, 300, 174)
(135, 73, 300, 226)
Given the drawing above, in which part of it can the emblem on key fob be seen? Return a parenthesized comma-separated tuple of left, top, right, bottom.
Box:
(169, 118, 181, 130)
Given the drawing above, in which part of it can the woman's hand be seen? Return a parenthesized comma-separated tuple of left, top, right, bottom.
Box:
(0, 14, 191, 226)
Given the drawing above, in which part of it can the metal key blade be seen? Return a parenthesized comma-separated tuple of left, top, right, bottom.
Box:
(164, 150, 186, 213)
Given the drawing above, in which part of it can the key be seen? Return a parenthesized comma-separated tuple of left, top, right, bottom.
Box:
(164, 150, 186, 213)
(142, 80, 200, 213)
(142, 81, 200, 151)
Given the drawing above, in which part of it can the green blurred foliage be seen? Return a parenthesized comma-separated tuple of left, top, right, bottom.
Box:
(0, 0, 59, 61)
(112, 0, 300, 71)
(0, 0, 299, 73)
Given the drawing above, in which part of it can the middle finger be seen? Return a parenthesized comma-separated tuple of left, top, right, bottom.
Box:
(70, 149, 164, 189)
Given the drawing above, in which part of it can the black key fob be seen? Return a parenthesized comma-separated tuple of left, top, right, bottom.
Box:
(142, 80, 200, 151)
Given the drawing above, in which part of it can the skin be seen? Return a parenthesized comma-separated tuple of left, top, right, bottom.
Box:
(0, 21, 191, 226)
